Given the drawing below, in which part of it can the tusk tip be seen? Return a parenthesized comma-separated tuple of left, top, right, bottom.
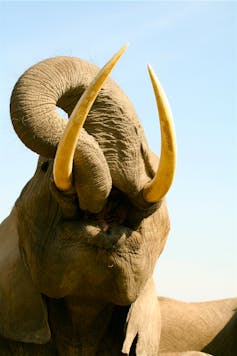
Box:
(147, 64, 159, 84)
(117, 43, 129, 57)
(147, 64, 154, 75)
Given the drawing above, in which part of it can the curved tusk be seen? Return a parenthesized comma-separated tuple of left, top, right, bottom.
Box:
(143, 65, 177, 203)
(53, 44, 128, 191)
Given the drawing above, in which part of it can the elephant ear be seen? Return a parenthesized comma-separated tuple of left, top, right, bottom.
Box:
(122, 278, 161, 356)
(0, 208, 51, 343)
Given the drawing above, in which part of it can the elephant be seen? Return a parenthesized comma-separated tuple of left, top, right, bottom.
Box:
(0, 45, 235, 355)
(159, 296, 237, 355)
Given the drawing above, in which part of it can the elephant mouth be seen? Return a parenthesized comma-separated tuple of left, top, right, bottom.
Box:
(83, 222, 140, 251)
(60, 187, 142, 252)
(89, 188, 130, 232)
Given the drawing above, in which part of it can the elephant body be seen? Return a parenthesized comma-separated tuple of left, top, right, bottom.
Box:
(0, 295, 236, 355)
(0, 300, 128, 355)
(1, 49, 235, 354)
(159, 297, 237, 355)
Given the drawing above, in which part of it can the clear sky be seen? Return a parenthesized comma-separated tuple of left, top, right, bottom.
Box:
(0, 1, 236, 302)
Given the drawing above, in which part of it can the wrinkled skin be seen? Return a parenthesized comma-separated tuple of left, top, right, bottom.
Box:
(16, 158, 169, 303)
(0, 54, 236, 355)
(0, 159, 168, 354)
(1, 55, 169, 355)
(159, 297, 237, 355)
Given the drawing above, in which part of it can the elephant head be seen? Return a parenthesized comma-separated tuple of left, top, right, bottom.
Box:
(0, 46, 176, 354)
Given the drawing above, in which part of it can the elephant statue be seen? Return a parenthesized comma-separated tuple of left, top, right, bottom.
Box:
(0, 46, 236, 355)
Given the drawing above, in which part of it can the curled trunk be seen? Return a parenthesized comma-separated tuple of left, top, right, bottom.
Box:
(10, 56, 156, 208)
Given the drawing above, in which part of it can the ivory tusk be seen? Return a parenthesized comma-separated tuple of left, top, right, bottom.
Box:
(53, 44, 128, 191)
(143, 65, 177, 203)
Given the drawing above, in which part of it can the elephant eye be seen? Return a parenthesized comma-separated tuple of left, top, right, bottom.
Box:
(41, 160, 49, 172)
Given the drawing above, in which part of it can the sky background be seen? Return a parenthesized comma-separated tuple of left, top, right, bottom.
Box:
(0, 1, 236, 302)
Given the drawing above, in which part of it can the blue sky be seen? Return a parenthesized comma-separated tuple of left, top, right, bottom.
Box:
(0, 1, 236, 301)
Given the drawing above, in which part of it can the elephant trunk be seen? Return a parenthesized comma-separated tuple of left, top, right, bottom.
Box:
(10, 56, 115, 213)
(10, 57, 79, 158)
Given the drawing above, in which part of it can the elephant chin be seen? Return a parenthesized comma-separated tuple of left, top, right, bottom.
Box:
(19, 188, 166, 305)
(33, 221, 145, 303)
(14, 131, 170, 308)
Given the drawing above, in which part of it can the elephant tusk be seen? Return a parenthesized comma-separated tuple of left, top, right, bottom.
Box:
(53, 44, 128, 192)
(142, 65, 177, 203)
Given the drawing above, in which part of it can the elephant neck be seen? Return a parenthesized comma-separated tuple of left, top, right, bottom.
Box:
(47, 296, 129, 355)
